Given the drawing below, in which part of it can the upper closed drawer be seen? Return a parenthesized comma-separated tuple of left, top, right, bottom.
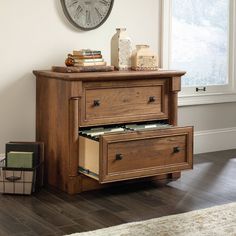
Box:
(80, 80, 169, 126)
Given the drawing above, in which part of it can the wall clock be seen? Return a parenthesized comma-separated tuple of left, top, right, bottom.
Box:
(61, 0, 114, 31)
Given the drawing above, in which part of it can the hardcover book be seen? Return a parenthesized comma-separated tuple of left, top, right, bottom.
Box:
(73, 58, 104, 63)
(7, 151, 34, 169)
(74, 61, 107, 67)
(72, 55, 103, 59)
(6, 142, 40, 167)
(52, 65, 115, 73)
(73, 50, 101, 56)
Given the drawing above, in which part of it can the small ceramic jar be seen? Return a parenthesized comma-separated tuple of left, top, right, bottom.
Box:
(131, 45, 158, 71)
(111, 28, 132, 70)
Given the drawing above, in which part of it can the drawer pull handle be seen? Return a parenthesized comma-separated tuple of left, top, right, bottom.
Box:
(115, 154, 123, 161)
(149, 96, 156, 103)
(5, 176, 21, 182)
(173, 147, 181, 153)
(93, 100, 100, 107)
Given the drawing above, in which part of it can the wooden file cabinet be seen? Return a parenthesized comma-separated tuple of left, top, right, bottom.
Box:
(34, 70, 193, 194)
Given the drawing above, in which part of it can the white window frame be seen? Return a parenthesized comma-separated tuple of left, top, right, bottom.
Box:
(160, 0, 236, 106)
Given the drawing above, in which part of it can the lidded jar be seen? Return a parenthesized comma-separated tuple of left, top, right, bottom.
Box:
(131, 45, 158, 71)
(111, 28, 132, 71)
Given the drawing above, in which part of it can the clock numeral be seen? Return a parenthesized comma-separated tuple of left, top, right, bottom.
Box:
(77, 5, 83, 12)
(86, 10, 91, 24)
(69, 0, 78, 8)
(99, 0, 109, 6)
(95, 7, 103, 18)
(75, 5, 83, 18)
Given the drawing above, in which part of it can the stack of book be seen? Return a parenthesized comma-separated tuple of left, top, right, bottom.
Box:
(0, 142, 44, 195)
(67, 49, 107, 67)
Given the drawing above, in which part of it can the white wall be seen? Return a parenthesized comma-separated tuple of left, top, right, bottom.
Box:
(179, 103, 236, 131)
(179, 103, 236, 153)
(1, 0, 236, 154)
(0, 0, 160, 152)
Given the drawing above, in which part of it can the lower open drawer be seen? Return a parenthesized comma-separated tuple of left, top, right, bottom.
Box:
(79, 126, 193, 183)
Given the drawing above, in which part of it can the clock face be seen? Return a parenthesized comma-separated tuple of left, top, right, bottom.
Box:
(61, 0, 114, 31)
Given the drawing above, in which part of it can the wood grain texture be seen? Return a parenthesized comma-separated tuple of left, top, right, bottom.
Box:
(80, 79, 169, 126)
(100, 127, 193, 183)
(168, 77, 181, 126)
(67, 98, 81, 194)
(52, 66, 115, 73)
(35, 70, 191, 194)
(33, 70, 186, 81)
(36, 77, 81, 193)
(78, 127, 193, 182)
(0, 150, 235, 235)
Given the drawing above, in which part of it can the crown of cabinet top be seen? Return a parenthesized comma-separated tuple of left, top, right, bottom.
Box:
(33, 70, 186, 81)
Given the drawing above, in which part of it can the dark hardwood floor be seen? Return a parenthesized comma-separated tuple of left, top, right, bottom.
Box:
(1, 150, 236, 236)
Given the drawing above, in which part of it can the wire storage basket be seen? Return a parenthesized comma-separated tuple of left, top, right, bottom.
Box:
(0, 158, 35, 195)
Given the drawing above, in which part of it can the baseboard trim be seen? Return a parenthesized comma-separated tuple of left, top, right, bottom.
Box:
(194, 127, 236, 154)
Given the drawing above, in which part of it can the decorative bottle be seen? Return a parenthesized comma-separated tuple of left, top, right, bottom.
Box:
(111, 28, 132, 71)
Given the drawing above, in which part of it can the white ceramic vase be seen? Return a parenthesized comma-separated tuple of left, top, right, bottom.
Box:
(111, 28, 132, 71)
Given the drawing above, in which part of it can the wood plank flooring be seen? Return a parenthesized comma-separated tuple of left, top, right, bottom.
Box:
(1, 150, 236, 236)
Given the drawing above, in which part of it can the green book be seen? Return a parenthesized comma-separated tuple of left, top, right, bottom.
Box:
(7, 151, 34, 169)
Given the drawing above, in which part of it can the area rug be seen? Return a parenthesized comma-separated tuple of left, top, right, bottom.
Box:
(68, 202, 236, 236)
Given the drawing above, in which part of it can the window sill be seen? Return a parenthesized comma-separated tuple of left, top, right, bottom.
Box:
(178, 92, 236, 107)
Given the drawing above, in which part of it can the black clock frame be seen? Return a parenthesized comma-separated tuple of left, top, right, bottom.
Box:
(60, 0, 114, 31)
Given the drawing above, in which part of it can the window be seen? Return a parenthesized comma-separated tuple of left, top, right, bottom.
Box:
(161, 0, 236, 105)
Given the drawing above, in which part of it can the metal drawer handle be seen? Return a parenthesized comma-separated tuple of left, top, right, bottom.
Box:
(149, 96, 156, 103)
(115, 154, 123, 161)
(93, 100, 100, 107)
(173, 147, 181, 153)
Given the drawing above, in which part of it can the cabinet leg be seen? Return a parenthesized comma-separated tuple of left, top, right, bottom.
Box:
(171, 172, 181, 179)
(67, 176, 82, 195)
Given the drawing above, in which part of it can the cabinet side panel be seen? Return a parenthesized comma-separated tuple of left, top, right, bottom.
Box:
(36, 77, 72, 192)
(79, 137, 99, 174)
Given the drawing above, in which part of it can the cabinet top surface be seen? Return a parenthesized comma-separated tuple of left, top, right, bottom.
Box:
(33, 70, 186, 81)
